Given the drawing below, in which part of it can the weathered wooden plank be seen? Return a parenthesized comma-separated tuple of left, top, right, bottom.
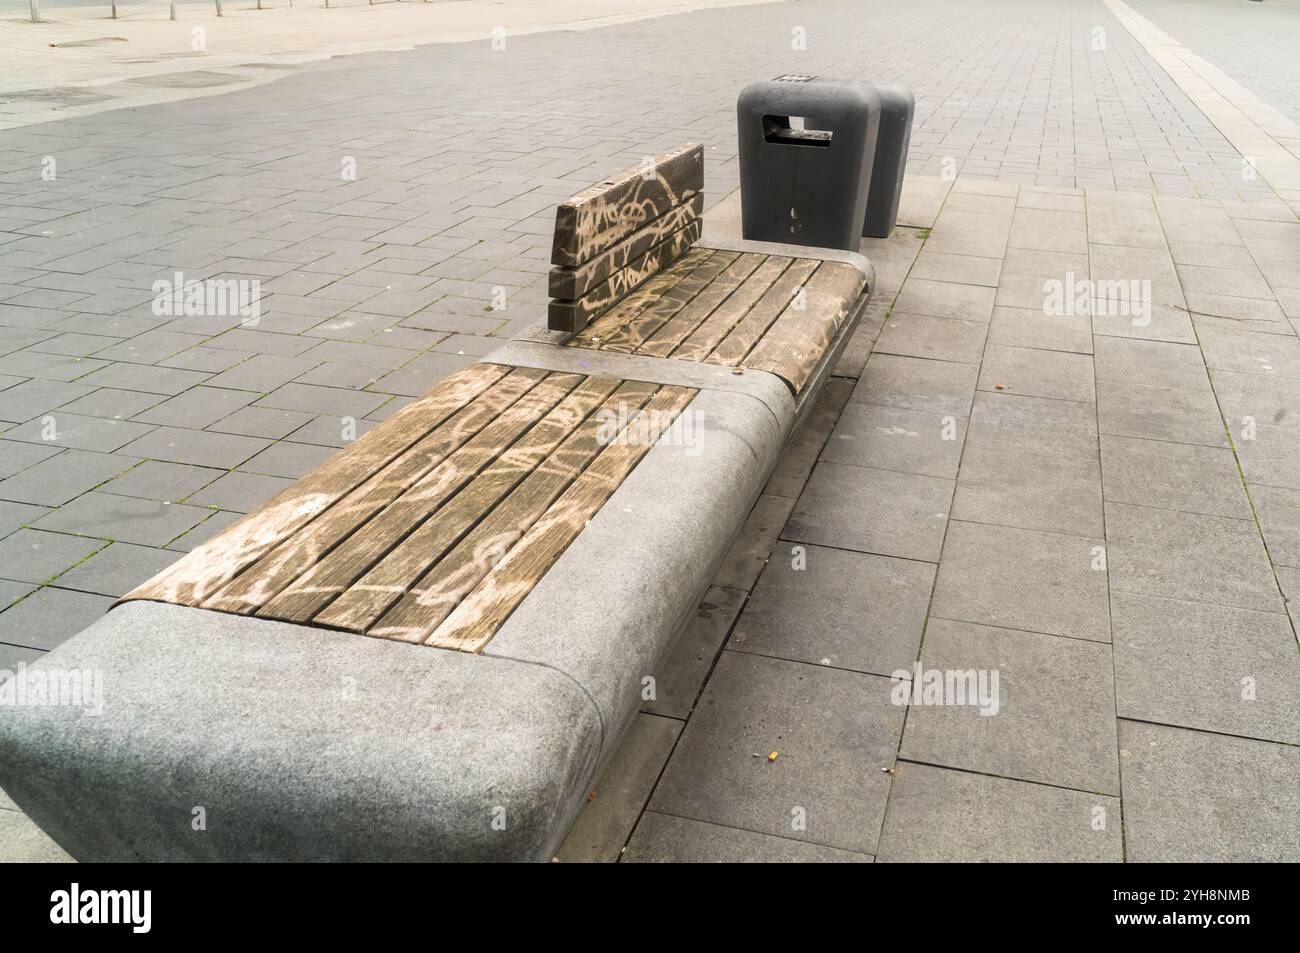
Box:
(122, 362, 512, 609)
(634, 252, 767, 358)
(547, 220, 702, 333)
(567, 245, 714, 349)
(670, 256, 792, 362)
(741, 261, 867, 394)
(705, 258, 820, 366)
(551, 143, 703, 267)
(596, 250, 737, 353)
(250, 369, 595, 624)
(365, 380, 662, 643)
(548, 193, 704, 299)
(422, 384, 698, 652)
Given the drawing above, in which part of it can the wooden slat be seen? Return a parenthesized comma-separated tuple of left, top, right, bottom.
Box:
(567, 245, 713, 348)
(670, 256, 792, 362)
(548, 193, 704, 299)
(422, 385, 698, 652)
(741, 261, 867, 394)
(596, 250, 737, 353)
(122, 362, 511, 609)
(705, 258, 820, 366)
(551, 143, 703, 267)
(635, 252, 767, 358)
(250, 371, 595, 624)
(365, 380, 663, 642)
(547, 220, 701, 333)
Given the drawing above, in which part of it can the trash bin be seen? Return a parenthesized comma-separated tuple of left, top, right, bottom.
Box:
(737, 75, 881, 253)
(861, 86, 914, 238)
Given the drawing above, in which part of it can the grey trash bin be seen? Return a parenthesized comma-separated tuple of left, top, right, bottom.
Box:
(737, 75, 881, 253)
(861, 86, 914, 238)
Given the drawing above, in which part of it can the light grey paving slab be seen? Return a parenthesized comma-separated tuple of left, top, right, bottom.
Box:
(966, 390, 1098, 459)
(784, 461, 952, 562)
(0, 529, 106, 585)
(977, 344, 1095, 402)
(0, 586, 113, 651)
(649, 651, 904, 855)
(876, 762, 1121, 863)
(931, 521, 1110, 642)
(892, 278, 996, 323)
(853, 353, 978, 417)
(556, 713, 681, 863)
(765, 378, 851, 500)
(0, 500, 48, 538)
(1248, 482, 1300, 568)
(909, 250, 1001, 288)
(0, 580, 37, 609)
(642, 586, 746, 721)
(873, 312, 988, 365)
(730, 544, 934, 678)
(0, 641, 44, 671)
(1096, 379, 1230, 447)
(987, 305, 1092, 354)
(821, 402, 965, 479)
(1232, 421, 1300, 490)
(54, 542, 180, 598)
(1111, 591, 1299, 745)
(1091, 336, 1209, 390)
(900, 619, 1119, 793)
(1119, 720, 1299, 863)
(33, 492, 210, 547)
(711, 494, 796, 592)
(621, 811, 870, 863)
(1105, 501, 1283, 613)
(952, 437, 1104, 537)
(1100, 434, 1251, 519)
(116, 426, 271, 469)
(0, 440, 60, 481)
(1197, 322, 1300, 380)
(0, 448, 134, 506)
(0, 808, 74, 863)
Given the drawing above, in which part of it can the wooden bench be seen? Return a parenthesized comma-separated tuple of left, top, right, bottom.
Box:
(0, 143, 874, 863)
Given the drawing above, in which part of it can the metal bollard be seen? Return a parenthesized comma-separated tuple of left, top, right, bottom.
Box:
(737, 75, 881, 253)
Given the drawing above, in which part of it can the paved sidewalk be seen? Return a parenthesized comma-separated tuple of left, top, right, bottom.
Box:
(1, 0, 1298, 862)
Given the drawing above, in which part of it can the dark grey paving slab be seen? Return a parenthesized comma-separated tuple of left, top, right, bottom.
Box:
(33, 492, 210, 547)
(0, 529, 106, 585)
(1111, 591, 1299, 745)
(2, 412, 153, 453)
(730, 544, 934, 678)
(185, 471, 295, 513)
(556, 713, 681, 863)
(0, 449, 135, 506)
(56, 387, 168, 420)
(131, 386, 260, 429)
(931, 521, 1110, 642)
(621, 811, 870, 863)
(966, 390, 1097, 459)
(900, 619, 1119, 794)
(100, 460, 223, 502)
(54, 542, 180, 598)
(784, 462, 952, 562)
(239, 441, 338, 480)
(209, 405, 316, 439)
(876, 762, 1122, 863)
(165, 510, 242, 552)
(1119, 720, 1299, 863)
(711, 494, 796, 592)
(255, 382, 388, 417)
(642, 585, 745, 721)
(1100, 434, 1251, 519)
(1105, 501, 1283, 613)
(649, 651, 904, 855)
(821, 402, 965, 479)
(116, 426, 271, 469)
(0, 586, 113, 651)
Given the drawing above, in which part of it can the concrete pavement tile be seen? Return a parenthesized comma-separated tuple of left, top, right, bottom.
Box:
(0, 529, 106, 585)
(186, 470, 295, 513)
(892, 278, 996, 323)
(100, 460, 222, 502)
(730, 544, 934, 678)
(131, 386, 260, 429)
(876, 763, 1121, 862)
(239, 441, 337, 479)
(931, 521, 1110, 642)
(951, 438, 1104, 537)
(822, 402, 965, 479)
(1119, 720, 1299, 862)
(621, 812, 870, 863)
(0, 586, 113, 651)
(52, 542, 180, 598)
(557, 714, 682, 863)
(642, 586, 746, 721)
(1249, 483, 1300, 567)
(987, 305, 1092, 354)
(33, 492, 210, 547)
(977, 344, 1095, 402)
(0, 809, 74, 863)
(0, 500, 48, 538)
(785, 461, 952, 562)
(909, 250, 1001, 288)
(1100, 434, 1251, 519)
(872, 312, 988, 365)
(1105, 501, 1283, 613)
(1096, 379, 1229, 447)
(0, 449, 134, 506)
(0, 441, 59, 480)
(966, 390, 1098, 459)
(649, 651, 904, 855)
(1112, 592, 1298, 745)
(117, 426, 271, 469)
(2, 412, 153, 453)
(900, 619, 1119, 793)
(853, 354, 978, 417)
(1092, 336, 1209, 390)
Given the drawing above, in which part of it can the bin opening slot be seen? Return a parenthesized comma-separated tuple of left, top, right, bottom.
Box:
(763, 115, 833, 147)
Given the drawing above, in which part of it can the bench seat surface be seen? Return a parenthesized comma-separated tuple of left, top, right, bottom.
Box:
(125, 362, 695, 653)
(565, 244, 866, 396)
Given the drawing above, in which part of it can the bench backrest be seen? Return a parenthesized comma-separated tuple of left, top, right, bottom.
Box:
(547, 142, 704, 332)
